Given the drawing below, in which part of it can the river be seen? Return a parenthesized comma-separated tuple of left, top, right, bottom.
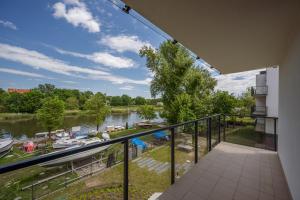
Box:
(0, 112, 163, 138)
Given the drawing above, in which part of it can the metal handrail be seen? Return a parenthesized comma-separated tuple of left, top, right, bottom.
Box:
(0, 115, 218, 174)
(0, 114, 278, 200)
(251, 86, 268, 95)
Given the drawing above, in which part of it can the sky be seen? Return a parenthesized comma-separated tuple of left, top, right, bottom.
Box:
(0, 0, 263, 98)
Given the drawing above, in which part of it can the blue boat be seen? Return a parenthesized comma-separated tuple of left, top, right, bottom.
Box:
(131, 138, 147, 150)
(152, 131, 169, 140)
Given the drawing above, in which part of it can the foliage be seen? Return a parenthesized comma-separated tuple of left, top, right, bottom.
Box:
(0, 84, 159, 114)
(140, 40, 216, 123)
(169, 93, 196, 123)
(65, 97, 79, 110)
(236, 88, 255, 116)
(212, 91, 237, 115)
(85, 93, 110, 130)
(36, 97, 65, 135)
(137, 105, 157, 121)
(134, 96, 146, 105)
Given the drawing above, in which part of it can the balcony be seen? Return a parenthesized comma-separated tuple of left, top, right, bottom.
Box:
(251, 86, 268, 96)
(159, 142, 291, 200)
(252, 106, 267, 116)
(0, 115, 285, 200)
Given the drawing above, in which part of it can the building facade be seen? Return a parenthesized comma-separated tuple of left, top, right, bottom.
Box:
(252, 67, 279, 133)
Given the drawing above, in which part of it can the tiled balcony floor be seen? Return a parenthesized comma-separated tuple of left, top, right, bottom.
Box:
(159, 142, 292, 200)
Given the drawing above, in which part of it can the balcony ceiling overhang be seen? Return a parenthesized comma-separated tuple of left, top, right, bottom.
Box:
(123, 0, 300, 74)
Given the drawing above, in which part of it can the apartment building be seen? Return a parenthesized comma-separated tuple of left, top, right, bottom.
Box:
(252, 67, 279, 134)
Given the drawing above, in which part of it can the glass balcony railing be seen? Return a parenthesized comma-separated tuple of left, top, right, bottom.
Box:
(251, 106, 267, 116)
(0, 114, 277, 200)
(251, 86, 268, 96)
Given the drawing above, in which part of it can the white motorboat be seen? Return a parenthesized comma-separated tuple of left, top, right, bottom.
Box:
(102, 132, 110, 141)
(40, 137, 109, 167)
(55, 132, 70, 139)
(0, 133, 14, 158)
(52, 138, 82, 149)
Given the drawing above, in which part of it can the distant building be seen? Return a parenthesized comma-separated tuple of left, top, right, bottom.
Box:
(251, 67, 279, 133)
(7, 88, 31, 94)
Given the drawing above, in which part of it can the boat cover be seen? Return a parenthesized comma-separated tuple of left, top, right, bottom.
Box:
(131, 138, 147, 149)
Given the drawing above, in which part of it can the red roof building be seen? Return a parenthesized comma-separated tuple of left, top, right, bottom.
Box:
(7, 88, 31, 94)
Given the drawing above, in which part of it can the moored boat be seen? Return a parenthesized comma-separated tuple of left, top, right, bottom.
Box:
(0, 132, 14, 158)
(40, 137, 109, 167)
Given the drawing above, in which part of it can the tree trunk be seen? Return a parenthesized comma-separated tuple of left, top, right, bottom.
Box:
(97, 124, 99, 131)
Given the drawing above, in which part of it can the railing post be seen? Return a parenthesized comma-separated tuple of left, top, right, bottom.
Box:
(218, 115, 221, 143)
(194, 121, 198, 163)
(274, 118, 277, 151)
(123, 140, 129, 200)
(207, 117, 212, 151)
(31, 183, 34, 200)
(170, 127, 175, 184)
(223, 115, 226, 141)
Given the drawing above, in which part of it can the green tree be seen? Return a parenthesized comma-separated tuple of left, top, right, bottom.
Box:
(212, 91, 237, 115)
(140, 40, 216, 123)
(237, 88, 255, 116)
(85, 93, 110, 131)
(110, 96, 123, 106)
(134, 96, 146, 105)
(121, 94, 132, 106)
(22, 90, 44, 113)
(65, 97, 79, 110)
(37, 97, 65, 140)
(137, 105, 157, 121)
(37, 84, 55, 95)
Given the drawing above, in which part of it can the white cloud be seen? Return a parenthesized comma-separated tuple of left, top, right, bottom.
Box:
(0, 67, 45, 78)
(61, 80, 77, 84)
(53, 0, 100, 33)
(0, 20, 17, 30)
(120, 85, 134, 90)
(89, 75, 151, 85)
(0, 43, 150, 85)
(0, 43, 109, 76)
(99, 35, 153, 53)
(55, 47, 135, 69)
(215, 69, 265, 95)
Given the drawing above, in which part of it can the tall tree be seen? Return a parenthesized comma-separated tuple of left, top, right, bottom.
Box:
(140, 40, 216, 123)
(137, 105, 157, 121)
(134, 96, 146, 105)
(65, 97, 79, 110)
(121, 94, 132, 106)
(37, 97, 65, 140)
(212, 91, 237, 115)
(85, 93, 110, 131)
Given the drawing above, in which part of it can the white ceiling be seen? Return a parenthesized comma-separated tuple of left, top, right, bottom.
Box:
(123, 0, 300, 73)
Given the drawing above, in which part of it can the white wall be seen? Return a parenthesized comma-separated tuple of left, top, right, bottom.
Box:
(256, 73, 266, 86)
(278, 29, 300, 200)
(266, 67, 279, 117)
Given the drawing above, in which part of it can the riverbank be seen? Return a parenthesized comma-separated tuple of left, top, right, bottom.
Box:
(0, 106, 163, 123)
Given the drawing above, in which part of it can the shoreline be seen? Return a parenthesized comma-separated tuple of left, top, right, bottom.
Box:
(0, 106, 163, 123)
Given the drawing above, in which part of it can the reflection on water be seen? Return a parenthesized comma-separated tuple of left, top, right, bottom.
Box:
(0, 112, 163, 138)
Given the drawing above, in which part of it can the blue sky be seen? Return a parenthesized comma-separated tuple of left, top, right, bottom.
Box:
(0, 0, 262, 97)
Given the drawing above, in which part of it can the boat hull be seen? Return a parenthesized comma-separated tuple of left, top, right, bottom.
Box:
(40, 145, 110, 167)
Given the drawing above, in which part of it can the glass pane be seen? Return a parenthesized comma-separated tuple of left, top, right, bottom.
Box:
(0, 142, 123, 200)
(225, 116, 276, 150)
(129, 131, 171, 200)
(174, 124, 195, 180)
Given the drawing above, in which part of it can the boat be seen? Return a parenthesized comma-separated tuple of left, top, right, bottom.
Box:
(101, 132, 110, 141)
(40, 138, 109, 167)
(105, 125, 125, 132)
(55, 132, 70, 139)
(52, 138, 82, 149)
(0, 132, 14, 158)
(35, 132, 49, 139)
